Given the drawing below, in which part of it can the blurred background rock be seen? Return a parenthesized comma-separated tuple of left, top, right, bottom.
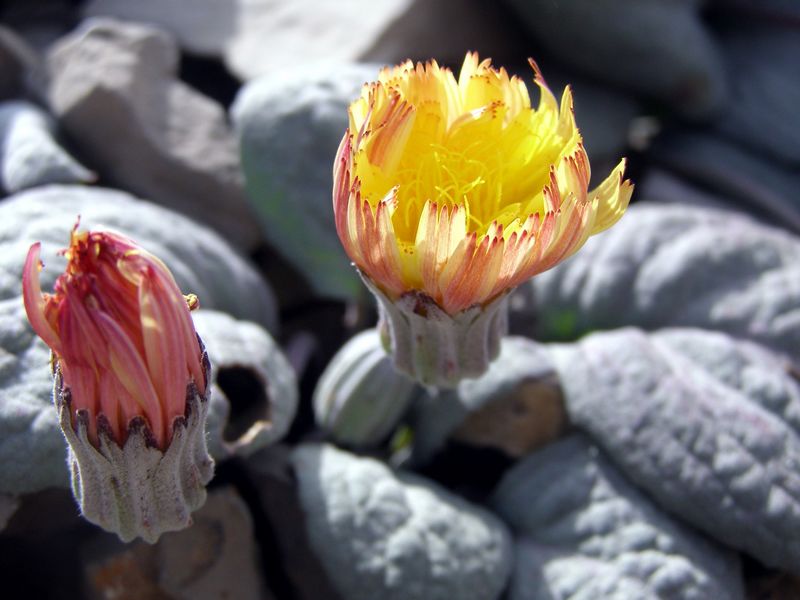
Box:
(1, 1, 799, 598)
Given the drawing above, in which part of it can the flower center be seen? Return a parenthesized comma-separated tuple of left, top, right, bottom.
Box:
(351, 60, 580, 249)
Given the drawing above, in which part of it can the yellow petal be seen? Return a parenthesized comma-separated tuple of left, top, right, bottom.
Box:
(590, 158, 634, 234)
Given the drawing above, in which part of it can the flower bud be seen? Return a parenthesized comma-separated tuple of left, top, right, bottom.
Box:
(22, 225, 214, 543)
(314, 329, 418, 448)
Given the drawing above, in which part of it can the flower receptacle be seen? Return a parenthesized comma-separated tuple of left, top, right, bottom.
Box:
(55, 353, 214, 544)
(364, 275, 509, 388)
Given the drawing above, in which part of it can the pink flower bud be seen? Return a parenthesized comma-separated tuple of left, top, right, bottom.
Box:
(23, 225, 206, 450)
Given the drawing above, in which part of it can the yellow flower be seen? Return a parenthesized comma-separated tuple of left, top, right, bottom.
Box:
(334, 53, 632, 315)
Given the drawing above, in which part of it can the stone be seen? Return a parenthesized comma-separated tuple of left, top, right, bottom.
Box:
(292, 443, 512, 600)
(637, 168, 735, 212)
(549, 327, 800, 573)
(716, 24, 800, 165)
(82, 0, 236, 57)
(156, 487, 267, 599)
(0, 26, 42, 101)
(520, 203, 800, 361)
(354, 0, 534, 73)
(452, 375, 566, 458)
(86, 487, 271, 600)
(83, 0, 527, 80)
(222, 0, 416, 80)
(534, 69, 640, 180)
(232, 63, 377, 299)
(82, 0, 410, 81)
(0, 493, 19, 531)
(650, 129, 800, 234)
(0, 100, 94, 193)
(411, 337, 566, 464)
(46, 18, 261, 250)
(491, 435, 744, 600)
(0, 185, 277, 331)
(191, 310, 298, 458)
(505, 0, 726, 117)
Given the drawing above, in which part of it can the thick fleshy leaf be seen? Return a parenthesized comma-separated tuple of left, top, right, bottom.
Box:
(313, 329, 419, 449)
(549, 327, 800, 573)
(232, 63, 377, 300)
(291, 443, 512, 600)
(0, 300, 68, 493)
(519, 203, 800, 361)
(0, 100, 94, 193)
(191, 310, 298, 459)
(491, 435, 744, 600)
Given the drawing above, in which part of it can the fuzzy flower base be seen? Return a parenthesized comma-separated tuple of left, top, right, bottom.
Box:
(55, 365, 215, 544)
(364, 275, 509, 388)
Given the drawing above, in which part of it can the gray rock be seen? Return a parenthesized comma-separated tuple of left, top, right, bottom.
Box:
(314, 329, 418, 449)
(82, 0, 411, 80)
(538, 71, 640, 180)
(83, 0, 526, 79)
(0, 26, 42, 101)
(505, 0, 726, 117)
(0, 100, 94, 193)
(520, 203, 800, 360)
(0, 185, 277, 331)
(411, 336, 563, 464)
(637, 168, 736, 213)
(549, 327, 800, 573)
(492, 435, 744, 600)
(716, 25, 800, 165)
(219, 0, 412, 80)
(232, 63, 377, 299)
(0, 493, 19, 531)
(82, 0, 236, 57)
(357, 0, 534, 69)
(650, 130, 800, 234)
(192, 310, 298, 458)
(292, 443, 512, 600)
(155, 487, 267, 599)
(46, 18, 261, 250)
(85, 487, 270, 600)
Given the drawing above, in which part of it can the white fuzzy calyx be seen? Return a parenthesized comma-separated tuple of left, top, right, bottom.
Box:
(364, 276, 509, 388)
(54, 365, 215, 544)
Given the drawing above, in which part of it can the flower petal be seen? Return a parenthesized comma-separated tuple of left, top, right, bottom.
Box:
(22, 243, 62, 354)
(590, 158, 634, 234)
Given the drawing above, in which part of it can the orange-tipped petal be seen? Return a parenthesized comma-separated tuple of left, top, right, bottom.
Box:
(22, 243, 62, 354)
(590, 157, 634, 234)
(95, 308, 165, 447)
(139, 270, 187, 426)
(333, 52, 632, 316)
